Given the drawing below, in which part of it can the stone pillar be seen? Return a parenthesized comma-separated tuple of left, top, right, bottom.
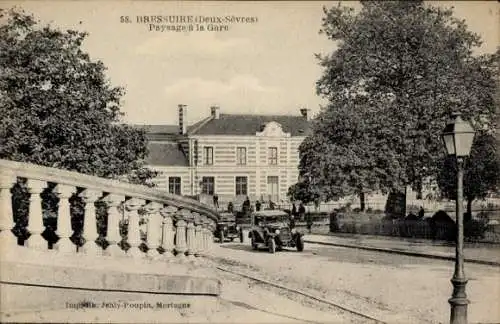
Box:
(200, 217, 208, 255)
(125, 198, 145, 258)
(174, 209, 190, 259)
(185, 211, 196, 260)
(54, 184, 76, 253)
(207, 220, 216, 255)
(160, 205, 177, 259)
(103, 194, 125, 256)
(80, 189, 102, 255)
(194, 213, 203, 257)
(0, 172, 17, 248)
(26, 179, 47, 250)
(144, 201, 162, 259)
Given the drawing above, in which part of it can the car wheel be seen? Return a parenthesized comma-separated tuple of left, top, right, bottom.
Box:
(296, 235, 304, 252)
(268, 238, 276, 254)
(251, 236, 258, 250)
(219, 231, 225, 243)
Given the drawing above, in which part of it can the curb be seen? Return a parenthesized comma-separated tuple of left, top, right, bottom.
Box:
(304, 240, 500, 267)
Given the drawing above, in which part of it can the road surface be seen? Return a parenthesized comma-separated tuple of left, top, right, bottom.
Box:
(212, 240, 500, 324)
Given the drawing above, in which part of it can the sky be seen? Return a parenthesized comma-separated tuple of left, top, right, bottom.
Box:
(1, 1, 498, 126)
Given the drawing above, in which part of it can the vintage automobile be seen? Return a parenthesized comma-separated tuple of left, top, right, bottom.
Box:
(248, 210, 304, 253)
(216, 212, 244, 243)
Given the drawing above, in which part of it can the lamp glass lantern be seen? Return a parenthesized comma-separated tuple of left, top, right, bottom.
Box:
(441, 113, 475, 157)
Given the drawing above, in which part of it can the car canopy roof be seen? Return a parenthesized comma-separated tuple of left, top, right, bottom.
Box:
(252, 210, 288, 217)
(219, 213, 236, 221)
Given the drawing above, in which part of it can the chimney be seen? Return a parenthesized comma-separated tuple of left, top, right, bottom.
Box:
(210, 105, 220, 119)
(300, 108, 310, 120)
(178, 104, 187, 134)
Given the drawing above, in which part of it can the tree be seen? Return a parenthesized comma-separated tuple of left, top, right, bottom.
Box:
(0, 8, 155, 182)
(302, 1, 498, 206)
(437, 132, 500, 215)
(0, 8, 158, 246)
(287, 177, 320, 205)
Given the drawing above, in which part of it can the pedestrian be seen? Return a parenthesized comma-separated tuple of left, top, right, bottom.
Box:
(306, 212, 313, 233)
(227, 201, 234, 213)
(242, 196, 251, 215)
(269, 200, 275, 210)
(292, 203, 297, 217)
(418, 206, 425, 219)
(298, 202, 306, 221)
(255, 200, 261, 211)
(213, 193, 219, 209)
(289, 213, 296, 229)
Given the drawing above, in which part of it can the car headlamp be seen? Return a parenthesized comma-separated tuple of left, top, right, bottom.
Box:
(275, 229, 280, 234)
(291, 228, 297, 234)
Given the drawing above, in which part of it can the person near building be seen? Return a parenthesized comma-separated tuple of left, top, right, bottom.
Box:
(298, 202, 306, 221)
(291, 203, 297, 218)
(242, 196, 251, 216)
(213, 193, 219, 209)
(255, 200, 261, 211)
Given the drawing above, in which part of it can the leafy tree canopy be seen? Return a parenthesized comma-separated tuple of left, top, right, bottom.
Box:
(0, 8, 156, 184)
(301, 0, 498, 201)
(437, 132, 500, 214)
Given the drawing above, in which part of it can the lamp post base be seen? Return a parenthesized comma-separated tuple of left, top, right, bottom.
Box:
(449, 277, 469, 324)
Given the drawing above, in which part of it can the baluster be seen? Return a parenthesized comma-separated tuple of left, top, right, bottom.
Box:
(26, 179, 48, 250)
(201, 217, 210, 256)
(185, 211, 196, 260)
(207, 220, 216, 255)
(160, 205, 177, 259)
(125, 198, 145, 258)
(103, 194, 126, 256)
(193, 213, 203, 257)
(174, 209, 190, 259)
(0, 172, 17, 249)
(54, 184, 76, 253)
(80, 189, 102, 255)
(144, 201, 162, 259)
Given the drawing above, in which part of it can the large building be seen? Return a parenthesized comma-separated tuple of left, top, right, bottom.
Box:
(137, 105, 312, 208)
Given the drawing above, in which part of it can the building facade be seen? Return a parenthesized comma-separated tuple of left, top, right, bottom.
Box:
(137, 105, 311, 207)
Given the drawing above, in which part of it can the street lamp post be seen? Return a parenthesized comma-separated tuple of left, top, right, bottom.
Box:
(441, 112, 475, 324)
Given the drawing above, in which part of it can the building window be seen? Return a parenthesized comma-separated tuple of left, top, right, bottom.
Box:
(236, 147, 247, 165)
(201, 177, 215, 195)
(268, 147, 278, 165)
(267, 176, 279, 202)
(204, 146, 213, 165)
(235, 176, 248, 196)
(168, 177, 181, 195)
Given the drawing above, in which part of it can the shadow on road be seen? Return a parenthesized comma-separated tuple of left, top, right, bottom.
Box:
(218, 243, 305, 254)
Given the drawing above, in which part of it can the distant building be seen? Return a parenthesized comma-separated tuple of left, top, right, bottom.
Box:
(134, 105, 312, 207)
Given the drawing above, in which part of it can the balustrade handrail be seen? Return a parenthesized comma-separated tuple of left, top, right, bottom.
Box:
(0, 159, 219, 222)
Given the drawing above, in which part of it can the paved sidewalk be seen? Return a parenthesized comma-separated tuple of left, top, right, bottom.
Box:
(304, 233, 500, 266)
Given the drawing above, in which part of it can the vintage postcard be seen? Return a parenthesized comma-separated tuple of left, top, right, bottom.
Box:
(0, 1, 499, 323)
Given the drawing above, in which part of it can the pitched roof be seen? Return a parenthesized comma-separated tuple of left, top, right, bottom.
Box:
(145, 142, 188, 166)
(190, 114, 311, 136)
(131, 124, 179, 134)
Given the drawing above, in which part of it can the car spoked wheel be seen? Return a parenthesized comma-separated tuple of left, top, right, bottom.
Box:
(268, 238, 276, 254)
(296, 235, 304, 252)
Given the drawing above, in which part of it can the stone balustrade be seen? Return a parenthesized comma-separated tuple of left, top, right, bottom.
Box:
(0, 159, 218, 260)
